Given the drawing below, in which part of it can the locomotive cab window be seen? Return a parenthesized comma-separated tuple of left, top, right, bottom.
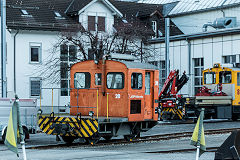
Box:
(74, 72, 91, 88)
(219, 71, 232, 84)
(238, 72, 240, 86)
(131, 73, 142, 89)
(107, 72, 124, 89)
(95, 73, 102, 85)
(204, 72, 216, 84)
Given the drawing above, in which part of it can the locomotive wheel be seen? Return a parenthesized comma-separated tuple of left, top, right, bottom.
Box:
(124, 134, 136, 141)
(232, 114, 239, 121)
(86, 134, 101, 145)
(61, 136, 75, 144)
(102, 136, 112, 141)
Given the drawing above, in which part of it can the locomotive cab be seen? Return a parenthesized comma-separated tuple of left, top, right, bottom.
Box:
(70, 60, 159, 122)
(38, 59, 160, 143)
(68, 60, 159, 141)
(197, 63, 240, 119)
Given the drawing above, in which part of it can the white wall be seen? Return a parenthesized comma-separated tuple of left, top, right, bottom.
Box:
(147, 33, 240, 96)
(79, 1, 115, 33)
(171, 6, 240, 34)
(5, 30, 71, 108)
(1, 1, 118, 110)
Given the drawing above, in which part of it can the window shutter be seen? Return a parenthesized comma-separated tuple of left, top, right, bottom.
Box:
(88, 16, 96, 31)
(98, 16, 105, 32)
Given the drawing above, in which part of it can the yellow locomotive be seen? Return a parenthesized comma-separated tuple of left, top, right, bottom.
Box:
(187, 63, 240, 120)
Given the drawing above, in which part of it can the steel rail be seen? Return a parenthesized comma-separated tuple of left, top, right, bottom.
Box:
(21, 127, 240, 151)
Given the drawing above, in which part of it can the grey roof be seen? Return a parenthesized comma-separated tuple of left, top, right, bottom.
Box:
(121, 61, 158, 70)
(169, 0, 240, 16)
(138, 0, 179, 4)
(140, 0, 240, 16)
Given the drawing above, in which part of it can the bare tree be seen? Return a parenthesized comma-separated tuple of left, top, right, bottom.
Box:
(34, 18, 155, 84)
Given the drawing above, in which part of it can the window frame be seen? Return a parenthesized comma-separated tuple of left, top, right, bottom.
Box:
(193, 58, 204, 95)
(95, 73, 102, 86)
(30, 77, 42, 98)
(131, 72, 143, 90)
(219, 71, 232, 84)
(106, 72, 124, 89)
(237, 72, 240, 86)
(204, 72, 216, 84)
(29, 42, 42, 64)
(60, 44, 77, 96)
(152, 20, 157, 38)
(74, 72, 91, 89)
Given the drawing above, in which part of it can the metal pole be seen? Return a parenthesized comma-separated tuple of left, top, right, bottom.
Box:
(107, 93, 109, 120)
(51, 88, 53, 113)
(20, 140, 27, 160)
(165, 17, 170, 78)
(187, 40, 192, 96)
(40, 91, 42, 110)
(77, 88, 79, 114)
(97, 89, 98, 118)
(196, 145, 200, 160)
(1, 0, 7, 97)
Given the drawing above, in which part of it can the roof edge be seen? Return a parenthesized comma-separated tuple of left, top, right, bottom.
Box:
(147, 27, 240, 43)
(168, 2, 240, 17)
(78, 0, 123, 18)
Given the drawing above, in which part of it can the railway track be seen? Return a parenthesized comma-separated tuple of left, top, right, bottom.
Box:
(25, 127, 239, 151)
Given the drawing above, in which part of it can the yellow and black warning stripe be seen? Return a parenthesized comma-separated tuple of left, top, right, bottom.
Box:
(38, 116, 98, 137)
(160, 107, 184, 120)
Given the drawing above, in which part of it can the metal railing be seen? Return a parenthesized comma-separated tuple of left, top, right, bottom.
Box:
(39, 88, 106, 118)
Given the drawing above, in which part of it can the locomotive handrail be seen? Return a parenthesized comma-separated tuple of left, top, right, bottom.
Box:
(39, 87, 100, 117)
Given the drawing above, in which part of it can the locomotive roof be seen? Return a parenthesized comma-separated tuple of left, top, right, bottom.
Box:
(120, 61, 158, 70)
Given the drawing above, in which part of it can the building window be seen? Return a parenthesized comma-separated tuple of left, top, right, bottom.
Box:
(88, 16, 106, 32)
(223, 55, 236, 64)
(60, 44, 77, 96)
(54, 11, 65, 19)
(30, 43, 41, 63)
(30, 77, 41, 97)
(193, 58, 204, 94)
(21, 9, 32, 17)
(152, 21, 157, 38)
(98, 16, 105, 32)
(54, 11, 61, 17)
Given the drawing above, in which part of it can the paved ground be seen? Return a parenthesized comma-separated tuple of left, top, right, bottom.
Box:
(0, 121, 239, 160)
(0, 133, 228, 160)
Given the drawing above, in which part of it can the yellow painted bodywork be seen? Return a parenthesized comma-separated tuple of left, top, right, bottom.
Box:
(202, 63, 240, 106)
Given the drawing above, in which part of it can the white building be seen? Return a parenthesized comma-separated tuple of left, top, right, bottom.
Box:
(1, 0, 123, 111)
(145, 0, 240, 96)
(2, 0, 177, 112)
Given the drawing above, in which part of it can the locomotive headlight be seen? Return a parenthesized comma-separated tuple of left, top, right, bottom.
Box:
(89, 111, 94, 118)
